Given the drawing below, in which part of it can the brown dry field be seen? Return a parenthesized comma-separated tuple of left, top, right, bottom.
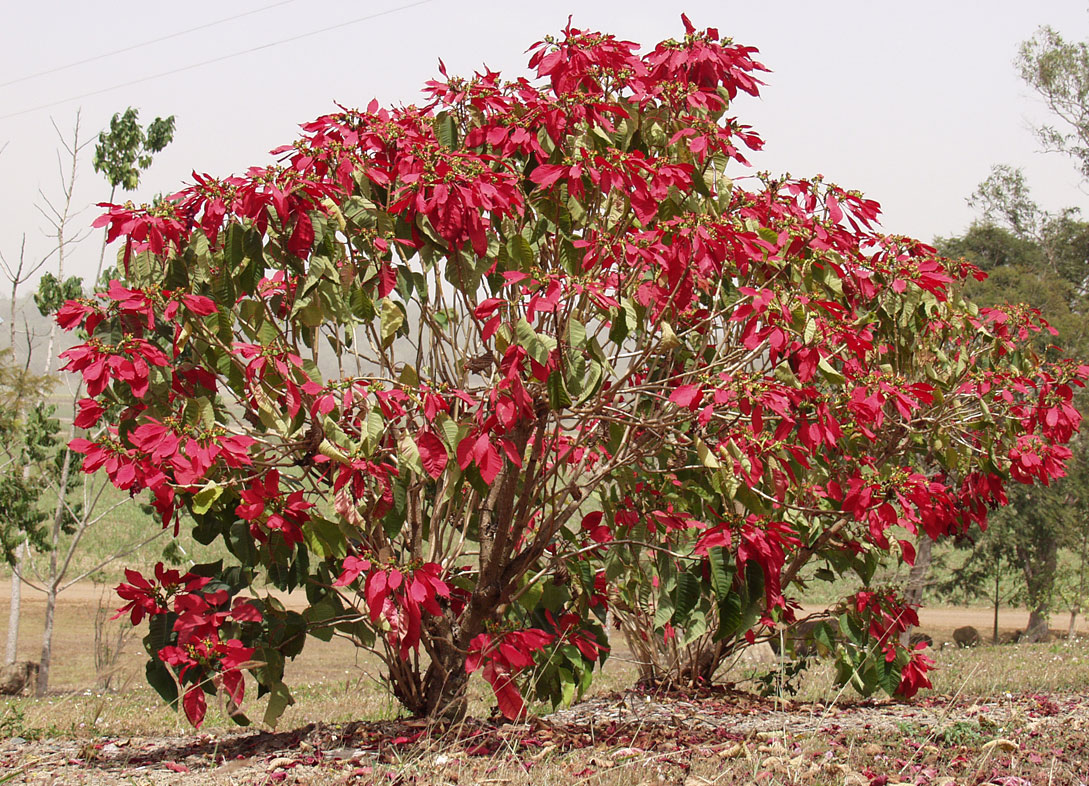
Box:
(0, 582, 378, 699)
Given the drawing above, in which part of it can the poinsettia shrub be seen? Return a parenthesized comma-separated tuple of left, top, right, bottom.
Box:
(58, 16, 1086, 726)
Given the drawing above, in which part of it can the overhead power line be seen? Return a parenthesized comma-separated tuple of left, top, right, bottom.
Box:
(0, 0, 436, 122)
(0, 0, 303, 89)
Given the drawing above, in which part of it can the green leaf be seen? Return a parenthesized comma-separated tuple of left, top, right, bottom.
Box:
(708, 547, 732, 597)
(566, 318, 587, 349)
(696, 438, 720, 469)
(398, 432, 425, 476)
(659, 321, 681, 350)
(145, 658, 179, 708)
(609, 308, 629, 343)
(514, 317, 538, 350)
(679, 608, 708, 647)
(878, 656, 901, 696)
(191, 483, 223, 515)
(573, 359, 604, 406)
(757, 226, 779, 245)
(812, 623, 837, 655)
(563, 352, 587, 399)
(653, 594, 675, 630)
(814, 567, 836, 583)
(342, 195, 377, 228)
(803, 317, 818, 344)
(673, 569, 700, 622)
(436, 113, 458, 149)
(224, 224, 245, 268)
(262, 681, 294, 729)
(366, 409, 385, 448)
(304, 598, 339, 642)
(303, 516, 347, 560)
(383, 479, 407, 539)
(399, 364, 419, 388)
(379, 298, 405, 347)
(716, 591, 744, 640)
(817, 357, 846, 384)
(548, 370, 572, 410)
(559, 667, 576, 707)
(511, 235, 534, 268)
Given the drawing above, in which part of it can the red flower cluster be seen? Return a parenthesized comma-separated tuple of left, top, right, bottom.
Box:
(59, 337, 169, 398)
(115, 563, 261, 727)
(236, 469, 314, 549)
(114, 562, 209, 625)
(466, 628, 554, 720)
(848, 590, 933, 699)
(334, 558, 450, 659)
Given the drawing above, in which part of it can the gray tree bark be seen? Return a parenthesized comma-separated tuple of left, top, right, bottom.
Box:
(899, 536, 933, 647)
(5, 541, 25, 664)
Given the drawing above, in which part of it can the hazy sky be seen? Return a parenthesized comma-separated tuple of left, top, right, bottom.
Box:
(2, 0, 1088, 288)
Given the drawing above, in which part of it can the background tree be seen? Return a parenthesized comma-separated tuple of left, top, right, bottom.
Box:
(92, 109, 175, 284)
(1019, 26, 1089, 180)
(936, 516, 1022, 644)
(0, 360, 55, 568)
(946, 19, 1089, 639)
(0, 114, 88, 668)
(936, 167, 1089, 641)
(0, 109, 176, 691)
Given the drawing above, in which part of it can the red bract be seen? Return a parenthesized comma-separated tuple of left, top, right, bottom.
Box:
(336, 560, 450, 660)
(896, 646, 935, 699)
(73, 398, 105, 429)
(152, 583, 261, 728)
(92, 203, 190, 269)
(466, 628, 554, 720)
(547, 611, 606, 662)
(236, 470, 312, 548)
(159, 635, 256, 728)
(1009, 435, 1073, 485)
(113, 563, 209, 625)
(56, 299, 105, 334)
(70, 432, 146, 491)
(59, 337, 169, 398)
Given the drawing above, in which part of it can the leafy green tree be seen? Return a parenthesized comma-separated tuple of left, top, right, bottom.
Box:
(1019, 26, 1089, 180)
(0, 349, 57, 667)
(937, 171, 1089, 641)
(93, 108, 175, 192)
(1, 110, 168, 689)
(936, 517, 1022, 644)
(0, 359, 56, 563)
(92, 108, 175, 283)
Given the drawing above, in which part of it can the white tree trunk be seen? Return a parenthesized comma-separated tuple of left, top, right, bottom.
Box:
(5, 541, 25, 664)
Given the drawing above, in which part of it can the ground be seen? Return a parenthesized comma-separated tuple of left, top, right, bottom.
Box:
(3, 584, 1089, 785)
(3, 686, 1089, 784)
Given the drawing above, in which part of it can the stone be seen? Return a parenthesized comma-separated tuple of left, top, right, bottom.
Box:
(0, 661, 38, 695)
(952, 625, 981, 648)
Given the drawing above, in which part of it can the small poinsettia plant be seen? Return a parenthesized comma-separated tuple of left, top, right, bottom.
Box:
(59, 15, 1086, 726)
(115, 562, 263, 727)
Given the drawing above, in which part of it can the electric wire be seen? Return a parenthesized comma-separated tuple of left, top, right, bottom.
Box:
(0, 0, 436, 122)
(0, 0, 303, 89)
